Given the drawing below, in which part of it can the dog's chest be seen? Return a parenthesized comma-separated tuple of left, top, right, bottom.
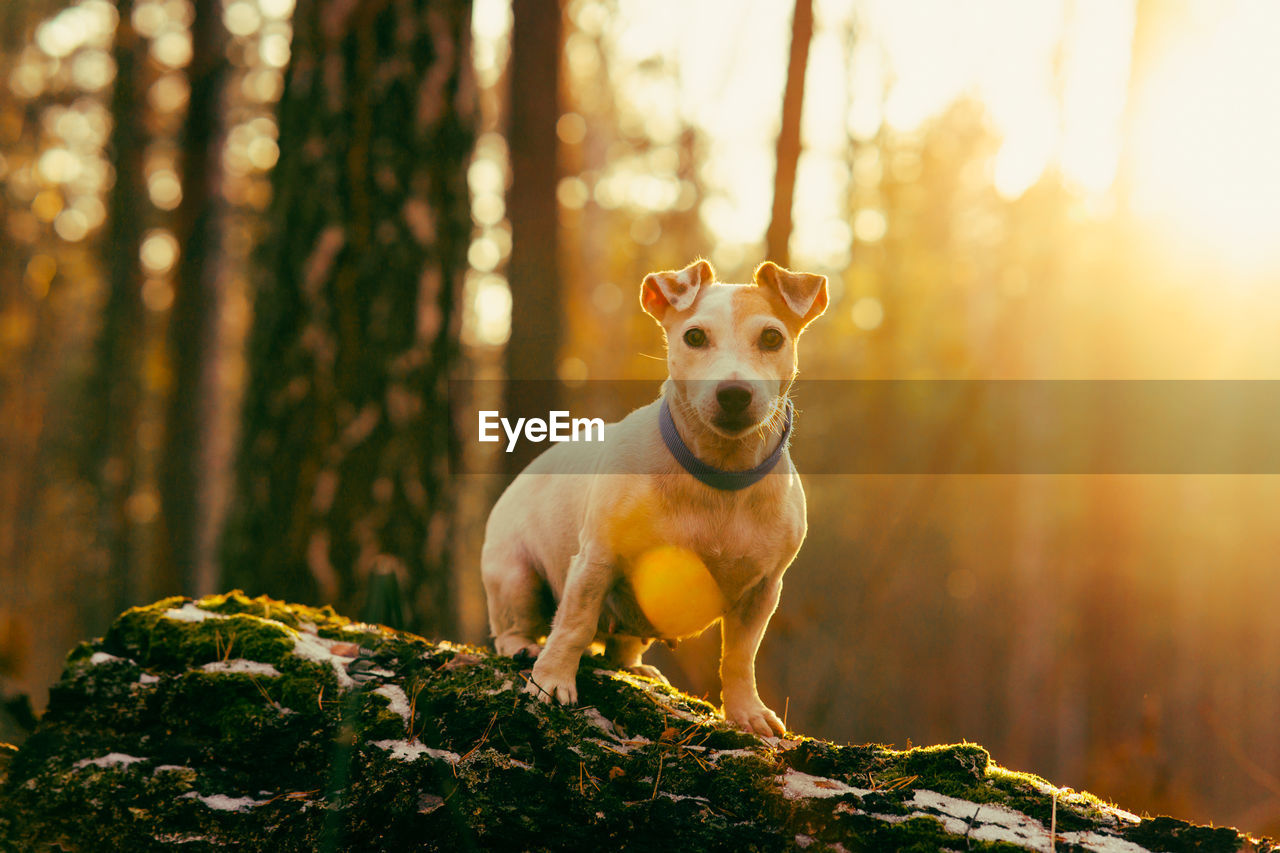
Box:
(610, 485, 792, 600)
(677, 510, 771, 594)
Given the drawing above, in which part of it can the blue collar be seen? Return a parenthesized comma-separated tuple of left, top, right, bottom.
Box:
(659, 397, 793, 491)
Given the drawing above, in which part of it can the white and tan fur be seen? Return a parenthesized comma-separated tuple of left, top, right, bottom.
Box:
(480, 259, 827, 736)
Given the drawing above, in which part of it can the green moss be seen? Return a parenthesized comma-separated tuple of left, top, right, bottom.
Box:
(1124, 816, 1248, 853)
(1, 592, 1274, 852)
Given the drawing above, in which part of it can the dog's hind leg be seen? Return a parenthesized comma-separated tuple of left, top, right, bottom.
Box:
(482, 539, 549, 659)
(604, 635, 669, 684)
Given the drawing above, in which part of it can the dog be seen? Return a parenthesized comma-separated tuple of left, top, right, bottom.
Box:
(481, 258, 827, 736)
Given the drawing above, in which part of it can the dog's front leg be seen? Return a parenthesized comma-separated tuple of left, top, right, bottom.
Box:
(720, 577, 786, 736)
(524, 543, 613, 705)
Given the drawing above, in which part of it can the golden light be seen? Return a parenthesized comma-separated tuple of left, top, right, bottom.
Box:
(70, 50, 115, 91)
(37, 148, 81, 183)
(149, 74, 191, 113)
(148, 168, 183, 209)
(1125, 1, 1280, 271)
(32, 189, 64, 222)
(850, 296, 884, 332)
(467, 156, 504, 196)
(71, 195, 106, 229)
(223, 1, 262, 38)
(259, 32, 291, 68)
(472, 193, 504, 226)
(131, 3, 163, 37)
(35, 12, 87, 58)
(467, 236, 501, 272)
(852, 209, 886, 244)
(140, 229, 180, 274)
(151, 29, 193, 68)
(556, 177, 589, 210)
(241, 69, 283, 103)
(556, 356, 588, 385)
(141, 277, 175, 312)
(555, 112, 587, 145)
(466, 273, 511, 347)
(53, 209, 89, 242)
(25, 255, 58, 300)
(258, 0, 296, 21)
(245, 136, 279, 170)
(629, 546, 723, 639)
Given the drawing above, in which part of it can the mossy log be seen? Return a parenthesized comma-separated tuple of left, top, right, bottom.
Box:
(0, 593, 1273, 852)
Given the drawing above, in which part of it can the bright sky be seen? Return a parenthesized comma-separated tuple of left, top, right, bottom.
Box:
(1125, 0, 1280, 270)
(461, 0, 1280, 345)
(599, 0, 1280, 274)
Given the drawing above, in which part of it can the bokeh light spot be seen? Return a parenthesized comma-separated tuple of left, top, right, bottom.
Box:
(32, 190, 64, 222)
(259, 0, 296, 20)
(71, 50, 115, 91)
(852, 209, 887, 243)
(223, 1, 262, 37)
(260, 33, 291, 68)
(151, 30, 194, 68)
(471, 274, 511, 346)
(149, 74, 191, 112)
(38, 148, 80, 183)
(557, 356, 588, 387)
(246, 136, 279, 170)
(132, 2, 166, 38)
(473, 192, 504, 226)
(148, 169, 183, 209)
(25, 255, 57, 299)
(556, 177, 589, 210)
(556, 112, 587, 145)
(53, 209, 89, 242)
(142, 277, 175, 312)
(467, 237, 501, 272)
(850, 296, 884, 331)
(140, 229, 180, 274)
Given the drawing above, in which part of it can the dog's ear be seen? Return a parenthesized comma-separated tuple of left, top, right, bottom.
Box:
(753, 261, 828, 329)
(641, 259, 715, 321)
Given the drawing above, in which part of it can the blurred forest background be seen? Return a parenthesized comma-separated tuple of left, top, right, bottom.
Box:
(4, 0, 1280, 837)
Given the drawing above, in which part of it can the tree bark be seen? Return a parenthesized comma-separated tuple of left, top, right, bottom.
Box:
(504, 0, 563, 476)
(85, 0, 149, 617)
(219, 0, 477, 637)
(765, 0, 814, 267)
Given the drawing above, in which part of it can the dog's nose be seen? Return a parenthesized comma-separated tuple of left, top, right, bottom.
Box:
(715, 382, 753, 415)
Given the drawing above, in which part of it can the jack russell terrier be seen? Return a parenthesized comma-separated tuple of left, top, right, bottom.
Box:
(481, 258, 827, 736)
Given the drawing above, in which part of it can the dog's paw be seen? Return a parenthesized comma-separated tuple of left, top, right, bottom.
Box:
(495, 636, 542, 659)
(625, 663, 670, 685)
(523, 665, 578, 705)
(724, 699, 785, 737)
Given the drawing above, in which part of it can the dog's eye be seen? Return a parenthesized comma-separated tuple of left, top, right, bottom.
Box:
(759, 328, 784, 350)
(683, 328, 707, 348)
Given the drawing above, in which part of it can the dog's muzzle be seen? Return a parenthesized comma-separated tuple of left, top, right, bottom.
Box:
(713, 381, 756, 431)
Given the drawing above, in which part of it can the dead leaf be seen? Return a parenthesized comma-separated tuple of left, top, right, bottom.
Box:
(441, 653, 481, 671)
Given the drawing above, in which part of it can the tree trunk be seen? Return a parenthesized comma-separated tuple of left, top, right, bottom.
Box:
(219, 0, 477, 638)
(85, 0, 149, 617)
(159, 0, 227, 596)
(765, 0, 814, 267)
(504, 0, 563, 476)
